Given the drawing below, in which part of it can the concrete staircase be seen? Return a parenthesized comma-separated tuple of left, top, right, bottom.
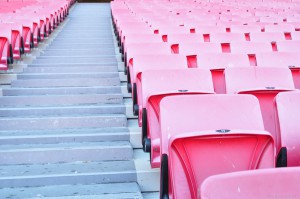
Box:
(0, 3, 158, 199)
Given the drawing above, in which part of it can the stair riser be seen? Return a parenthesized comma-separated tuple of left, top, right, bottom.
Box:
(0, 94, 122, 107)
(23, 67, 118, 73)
(0, 116, 127, 130)
(17, 73, 119, 79)
(0, 172, 137, 188)
(32, 58, 117, 64)
(0, 133, 129, 145)
(0, 147, 133, 165)
(11, 79, 120, 88)
(2, 87, 121, 96)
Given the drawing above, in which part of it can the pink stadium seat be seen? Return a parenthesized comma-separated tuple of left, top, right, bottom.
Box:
(230, 42, 273, 65)
(276, 41, 300, 52)
(275, 91, 300, 167)
(230, 24, 262, 33)
(194, 25, 226, 34)
(200, 167, 300, 199)
(172, 42, 222, 55)
(128, 54, 188, 115)
(195, 53, 250, 93)
(256, 52, 300, 89)
(123, 33, 163, 54)
(125, 42, 171, 77)
(249, 32, 286, 49)
(153, 26, 191, 35)
(163, 33, 204, 43)
(0, 24, 21, 63)
(208, 32, 246, 44)
(225, 67, 295, 151)
(264, 24, 295, 33)
(0, 35, 8, 70)
(141, 69, 214, 167)
(291, 31, 300, 40)
(160, 94, 275, 199)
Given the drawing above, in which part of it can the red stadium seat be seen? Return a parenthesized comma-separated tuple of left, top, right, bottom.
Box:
(230, 42, 273, 65)
(200, 167, 300, 199)
(141, 69, 214, 167)
(225, 67, 295, 151)
(172, 42, 222, 55)
(275, 91, 300, 167)
(127, 54, 188, 115)
(276, 41, 300, 52)
(195, 53, 250, 93)
(160, 94, 275, 199)
(256, 52, 300, 89)
(125, 42, 171, 75)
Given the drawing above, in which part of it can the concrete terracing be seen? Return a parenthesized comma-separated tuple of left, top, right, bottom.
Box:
(0, 3, 159, 198)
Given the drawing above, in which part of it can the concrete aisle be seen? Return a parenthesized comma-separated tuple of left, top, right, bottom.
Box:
(0, 3, 159, 198)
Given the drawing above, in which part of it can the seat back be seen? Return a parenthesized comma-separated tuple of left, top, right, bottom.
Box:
(132, 54, 188, 83)
(209, 32, 246, 43)
(225, 67, 295, 150)
(165, 33, 204, 43)
(200, 167, 300, 199)
(249, 32, 286, 42)
(230, 25, 261, 33)
(275, 91, 300, 166)
(160, 94, 275, 199)
(196, 53, 250, 94)
(126, 42, 171, 66)
(276, 41, 300, 52)
(174, 42, 222, 55)
(256, 52, 300, 68)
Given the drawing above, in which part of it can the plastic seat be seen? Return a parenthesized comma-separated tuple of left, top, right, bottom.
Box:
(276, 41, 300, 52)
(249, 32, 286, 48)
(225, 67, 295, 151)
(264, 24, 295, 33)
(125, 42, 171, 75)
(230, 42, 273, 65)
(195, 53, 250, 93)
(275, 91, 300, 167)
(0, 24, 21, 64)
(208, 32, 246, 43)
(164, 33, 204, 43)
(128, 54, 188, 115)
(172, 42, 222, 55)
(230, 25, 261, 33)
(291, 31, 300, 40)
(0, 36, 9, 70)
(256, 52, 300, 89)
(160, 94, 275, 199)
(200, 167, 300, 199)
(123, 33, 163, 55)
(194, 25, 226, 34)
(141, 69, 214, 167)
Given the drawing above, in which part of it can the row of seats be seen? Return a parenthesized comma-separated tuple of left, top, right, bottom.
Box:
(0, 0, 75, 70)
(112, 0, 300, 198)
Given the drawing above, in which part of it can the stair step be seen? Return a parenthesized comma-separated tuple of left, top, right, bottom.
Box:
(0, 115, 127, 130)
(11, 78, 120, 87)
(0, 104, 125, 117)
(0, 183, 142, 199)
(32, 57, 117, 64)
(47, 43, 114, 48)
(0, 160, 136, 188)
(17, 73, 119, 80)
(0, 94, 123, 107)
(2, 86, 121, 96)
(41, 49, 115, 56)
(0, 141, 133, 165)
(0, 128, 129, 145)
(23, 66, 118, 73)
